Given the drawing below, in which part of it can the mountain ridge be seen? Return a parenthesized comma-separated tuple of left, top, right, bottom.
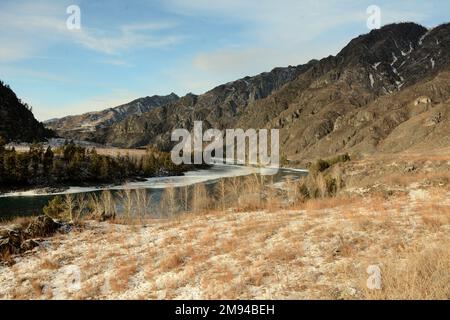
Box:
(44, 22, 450, 162)
(44, 92, 180, 141)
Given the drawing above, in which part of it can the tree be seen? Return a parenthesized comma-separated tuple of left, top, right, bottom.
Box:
(0, 136, 6, 152)
(43, 146, 54, 176)
(29, 142, 44, 176)
(3, 149, 17, 183)
(43, 196, 64, 218)
(99, 157, 110, 181)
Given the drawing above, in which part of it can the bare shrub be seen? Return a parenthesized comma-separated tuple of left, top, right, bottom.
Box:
(89, 191, 116, 221)
(239, 175, 264, 211)
(160, 185, 177, 217)
(75, 194, 87, 222)
(135, 189, 151, 219)
(191, 183, 210, 214)
(265, 177, 281, 212)
(215, 179, 226, 211)
(119, 189, 134, 220)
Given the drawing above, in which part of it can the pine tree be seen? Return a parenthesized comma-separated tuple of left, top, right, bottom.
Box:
(43, 146, 54, 177)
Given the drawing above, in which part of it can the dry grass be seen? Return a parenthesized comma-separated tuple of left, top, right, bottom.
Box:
(361, 246, 450, 299)
(159, 251, 186, 272)
(109, 257, 139, 292)
(1, 151, 449, 300)
(40, 259, 59, 270)
(1, 189, 449, 299)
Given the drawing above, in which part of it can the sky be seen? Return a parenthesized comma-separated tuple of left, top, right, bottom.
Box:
(0, 0, 449, 121)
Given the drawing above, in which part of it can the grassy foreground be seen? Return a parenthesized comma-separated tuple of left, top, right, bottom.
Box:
(0, 152, 449, 300)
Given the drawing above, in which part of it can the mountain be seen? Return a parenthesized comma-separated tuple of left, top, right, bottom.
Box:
(238, 22, 450, 160)
(44, 93, 180, 141)
(91, 63, 316, 148)
(48, 22, 450, 161)
(0, 81, 54, 143)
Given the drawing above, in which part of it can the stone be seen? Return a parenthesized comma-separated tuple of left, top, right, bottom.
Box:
(20, 239, 40, 252)
(414, 96, 432, 106)
(25, 215, 61, 238)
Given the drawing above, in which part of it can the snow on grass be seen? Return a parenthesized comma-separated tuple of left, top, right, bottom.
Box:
(1, 186, 449, 300)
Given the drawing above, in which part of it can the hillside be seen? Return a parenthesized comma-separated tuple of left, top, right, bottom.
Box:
(44, 93, 180, 141)
(46, 22, 450, 162)
(238, 22, 450, 161)
(0, 81, 53, 143)
(47, 64, 315, 148)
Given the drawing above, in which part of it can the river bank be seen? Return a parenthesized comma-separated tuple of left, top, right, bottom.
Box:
(1, 185, 448, 299)
(1, 153, 449, 299)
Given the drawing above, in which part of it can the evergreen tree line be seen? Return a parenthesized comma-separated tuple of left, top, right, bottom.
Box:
(0, 138, 184, 189)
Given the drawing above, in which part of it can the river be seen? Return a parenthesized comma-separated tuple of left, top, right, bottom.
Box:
(0, 164, 308, 221)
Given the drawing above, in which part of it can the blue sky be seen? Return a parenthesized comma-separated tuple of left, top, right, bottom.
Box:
(0, 0, 449, 120)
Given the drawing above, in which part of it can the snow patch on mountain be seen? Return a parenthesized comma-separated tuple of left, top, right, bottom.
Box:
(369, 74, 375, 88)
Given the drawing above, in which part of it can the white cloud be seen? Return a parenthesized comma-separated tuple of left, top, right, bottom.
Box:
(71, 23, 182, 55)
(99, 59, 133, 67)
(0, 0, 182, 62)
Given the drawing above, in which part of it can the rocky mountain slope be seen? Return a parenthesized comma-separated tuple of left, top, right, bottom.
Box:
(0, 81, 53, 143)
(91, 64, 314, 148)
(45, 93, 180, 141)
(238, 22, 450, 161)
(47, 22, 450, 161)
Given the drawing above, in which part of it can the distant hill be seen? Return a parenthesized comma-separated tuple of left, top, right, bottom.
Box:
(44, 93, 180, 141)
(0, 81, 54, 143)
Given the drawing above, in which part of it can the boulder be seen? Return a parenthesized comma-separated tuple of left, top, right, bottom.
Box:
(20, 239, 40, 252)
(414, 96, 432, 106)
(25, 215, 61, 238)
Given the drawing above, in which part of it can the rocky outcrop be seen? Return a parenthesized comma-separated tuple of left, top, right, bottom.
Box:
(0, 215, 64, 263)
(25, 215, 62, 238)
(414, 96, 432, 105)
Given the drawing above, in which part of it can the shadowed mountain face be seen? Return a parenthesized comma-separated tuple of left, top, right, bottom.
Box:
(0, 81, 54, 143)
(46, 22, 450, 160)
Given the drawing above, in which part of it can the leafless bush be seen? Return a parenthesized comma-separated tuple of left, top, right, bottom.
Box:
(63, 194, 75, 221)
(119, 189, 134, 220)
(160, 185, 177, 217)
(135, 189, 151, 218)
(191, 183, 210, 214)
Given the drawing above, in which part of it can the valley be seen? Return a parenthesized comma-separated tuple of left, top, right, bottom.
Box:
(0, 20, 449, 301)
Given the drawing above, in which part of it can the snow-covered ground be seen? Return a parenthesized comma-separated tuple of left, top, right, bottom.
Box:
(1, 186, 448, 300)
